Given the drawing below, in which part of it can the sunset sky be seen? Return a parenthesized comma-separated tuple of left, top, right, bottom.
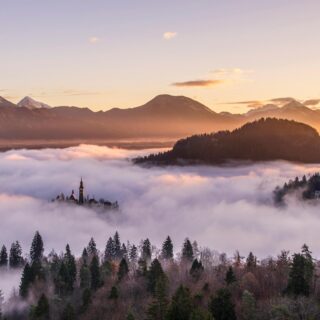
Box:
(1, 0, 320, 112)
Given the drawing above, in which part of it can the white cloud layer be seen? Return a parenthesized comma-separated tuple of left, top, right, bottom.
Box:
(1, 144, 320, 297)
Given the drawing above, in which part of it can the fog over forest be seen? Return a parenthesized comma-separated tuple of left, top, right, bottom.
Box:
(1, 144, 320, 297)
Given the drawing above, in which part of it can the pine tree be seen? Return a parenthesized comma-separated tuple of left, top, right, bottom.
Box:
(0, 246, 8, 268)
(90, 255, 101, 290)
(118, 258, 129, 281)
(190, 259, 204, 280)
(286, 253, 310, 296)
(87, 238, 97, 256)
(64, 245, 76, 292)
(225, 266, 236, 285)
(142, 239, 152, 262)
(9, 241, 23, 268)
(301, 244, 314, 286)
(104, 237, 115, 261)
(30, 231, 44, 264)
(80, 262, 91, 289)
(146, 275, 169, 320)
(209, 288, 236, 320)
(109, 286, 119, 299)
(20, 263, 34, 297)
(182, 238, 194, 262)
(166, 285, 193, 320)
(32, 294, 50, 320)
(81, 248, 89, 265)
(246, 252, 256, 269)
(129, 244, 138, 266)
(161, 236, 173, 260)
(113, 231, 122, 260)
(147, 259, 166, 293)
(61, 303, 75, 320)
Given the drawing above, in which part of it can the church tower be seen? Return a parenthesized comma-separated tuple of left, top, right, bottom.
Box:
(79, 178, 84, 204)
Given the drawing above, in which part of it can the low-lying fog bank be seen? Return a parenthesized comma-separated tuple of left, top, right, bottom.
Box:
(1, 144, 320, 297)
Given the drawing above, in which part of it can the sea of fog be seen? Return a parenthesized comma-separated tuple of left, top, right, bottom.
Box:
(1, 144, 320, 297)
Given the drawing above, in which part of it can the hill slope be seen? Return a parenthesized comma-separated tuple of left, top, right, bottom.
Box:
(135, 118, 320, 164)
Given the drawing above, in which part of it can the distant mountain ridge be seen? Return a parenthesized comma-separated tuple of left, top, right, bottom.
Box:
(1, 94, 320, 142)
(135, 118, 320, 165)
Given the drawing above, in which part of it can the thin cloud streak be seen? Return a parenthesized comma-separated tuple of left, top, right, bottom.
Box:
(171, 79, 224, 87)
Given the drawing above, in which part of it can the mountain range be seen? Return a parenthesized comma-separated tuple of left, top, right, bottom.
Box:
(1, 94, 320, 146)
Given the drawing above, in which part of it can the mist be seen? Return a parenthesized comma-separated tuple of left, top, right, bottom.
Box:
(1, 144, 320, 298)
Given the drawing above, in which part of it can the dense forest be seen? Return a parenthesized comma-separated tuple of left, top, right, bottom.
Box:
(135, 118, 320, 165)
(274, 173, 320, 204)
(0, 232, 320, 319)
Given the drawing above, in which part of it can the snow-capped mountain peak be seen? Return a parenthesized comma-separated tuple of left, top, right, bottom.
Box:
(17, 96, 51, 109)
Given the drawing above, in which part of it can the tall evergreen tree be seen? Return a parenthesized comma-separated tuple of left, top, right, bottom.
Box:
(31, 294, 50, 320)
(9, 241, 23, 268)
(166, 285, 193, 320)
(87, 238, 97, 256)
(161, 236, 173, 260)
(64, 245, 76, 292)
(246, 252, 256, 269)
(30, 231, 44, 264)
(80, 288, 92, 313)
(146, 276, 169, 320)
(190, 259, 204, 280)
(225, 266, 237, 286)
(80, 262, 91, 289)
(182, 238, 194, 262)
(118, 258, 129, 281)
(142, 239, 152, 262)
(129, 245, 138, 265)
(90, 255, 101, 290)
(286, 253, 310, 296)
(147, 259, 166, 293)
(20, 263, 34, 297)
(104, 237, 115, 261)
(209, 288, 236, 320)
(113, 231, 122, 259)
(0, 246, 8, 268)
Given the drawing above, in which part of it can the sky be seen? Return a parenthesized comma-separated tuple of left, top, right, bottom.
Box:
(1, 0, 320, 112)
(2, 145, 320, 297)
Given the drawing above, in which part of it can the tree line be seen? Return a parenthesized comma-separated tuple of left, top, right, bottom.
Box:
(0, 232, 319, 320)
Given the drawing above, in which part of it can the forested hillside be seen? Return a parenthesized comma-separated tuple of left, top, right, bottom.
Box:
(136, 118, 320, 165)
(0, 232, 319, 319)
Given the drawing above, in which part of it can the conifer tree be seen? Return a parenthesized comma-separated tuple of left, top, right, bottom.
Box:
(104, 237, 115, 261)
(246, 252, 256, 269)
(166, 285, 193, 320)
(129, 245, 138, 265)
(225, 266, 237, 285)
(20, 263, 34, 297)
(190, 259, 204, 280)
(147, 259, 166, 293)
(80, 262, 91, 289)
(142, 239, 152, 262)
(87, 238, 97, 256)
(209, 288, 236, 320)
(114, 231, 122, 259)
(286, 253, 310, 296)
(109, 286, 119, 299)
(81, 248, 88, 265)
(182, 238, 194, 262)
(161, 236, 173, 260)
(64, 245, 76, 292)
(9, 241, 23, 268)
(30, 231, 44, 264)
(0, 246, 8, 268)
(146, 275, 169, 320)
(90, 255, 101, 290)
(32, 294, 50, 320)
(118, 258, 129, 281)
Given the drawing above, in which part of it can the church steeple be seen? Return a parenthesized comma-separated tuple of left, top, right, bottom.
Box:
(79, 178, 84, 204)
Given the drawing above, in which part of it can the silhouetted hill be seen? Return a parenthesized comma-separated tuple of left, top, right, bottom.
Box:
(135, 118, 320, 165)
